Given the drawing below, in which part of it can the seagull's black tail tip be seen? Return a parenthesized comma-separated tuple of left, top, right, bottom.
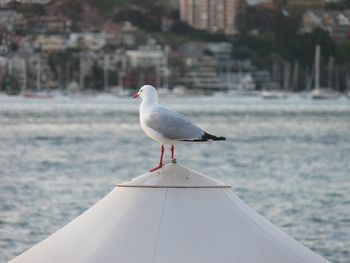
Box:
(203, 132, 226, 141)
(181, 132, 226, 142)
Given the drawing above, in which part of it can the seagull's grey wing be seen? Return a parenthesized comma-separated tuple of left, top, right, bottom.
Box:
(145, 107, 204, 140)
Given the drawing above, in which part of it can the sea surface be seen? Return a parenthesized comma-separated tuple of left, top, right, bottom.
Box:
(0, 94, 349, 262)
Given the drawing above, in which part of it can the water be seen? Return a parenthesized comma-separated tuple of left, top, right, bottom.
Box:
(0, 94, 349, 262)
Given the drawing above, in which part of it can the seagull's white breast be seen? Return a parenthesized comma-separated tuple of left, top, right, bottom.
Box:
(141, 119, 162, 142)
(140, 104, 172, 145)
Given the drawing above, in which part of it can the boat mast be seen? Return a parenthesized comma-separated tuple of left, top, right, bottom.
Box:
(22, 59, 27, 92)
(36, 56, 41, 91)
(292, 60, 299, 91)
(79, 52, 84, 91)
(328, 56, 334, 89)
(314, 45, 320, 90)
(104, 54, 109, 91)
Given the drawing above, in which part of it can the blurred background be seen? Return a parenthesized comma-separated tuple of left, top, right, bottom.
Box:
(0, 0, 349, 262)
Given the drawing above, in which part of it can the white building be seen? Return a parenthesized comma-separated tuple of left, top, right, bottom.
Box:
(126, 39, 168, 68)
(34, 35, 65, 52)
(67, 33, 109, 50)
(302, 10, 350, 43)
(0, 10, 17, 32)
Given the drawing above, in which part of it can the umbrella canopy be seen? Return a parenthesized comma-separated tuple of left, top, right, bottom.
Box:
(9, 163, 329, 263)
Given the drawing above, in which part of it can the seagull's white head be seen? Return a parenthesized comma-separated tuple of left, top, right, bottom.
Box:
(132, 85, 158, 102)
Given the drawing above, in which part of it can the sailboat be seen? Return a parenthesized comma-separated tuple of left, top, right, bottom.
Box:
(261, 89, 288, 99)
(261, 62, 289, 99)
(22, 57, 54, 99)
(310, 45, 340, 100)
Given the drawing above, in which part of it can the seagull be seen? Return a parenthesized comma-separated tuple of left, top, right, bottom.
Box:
(132, 85, 225, 172)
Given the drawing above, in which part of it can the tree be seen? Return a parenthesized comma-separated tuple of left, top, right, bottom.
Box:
(232, 46, 256, 61)
(171, 21, 228, 42)
(294, 27, 336, 65)
(114, 8, 161, 31)
(325, 0, 350, 10)
(336, 41, 350, 64)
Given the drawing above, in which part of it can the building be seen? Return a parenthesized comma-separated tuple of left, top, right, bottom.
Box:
(0, 30, 11, 53)
(125, 39, 168, 68)
(180, 0, 243, 35)
(0, 0, 51, 5)
(119, 22, 138, 47)
(0, 10, 17, 32)
(67, 33, 109, 50)
(28, 16, 71, 35)
(179, 56, 228, 91)
(34, 35, 65, 52)
(25, 0, 51, 4)
(302, 10, 350, 43)
(286, 0, 323, 6)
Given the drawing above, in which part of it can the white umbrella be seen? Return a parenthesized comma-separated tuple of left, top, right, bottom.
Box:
(9, 163, 329, 263)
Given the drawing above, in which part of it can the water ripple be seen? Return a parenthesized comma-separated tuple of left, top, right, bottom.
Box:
(0, 95, 349, 262)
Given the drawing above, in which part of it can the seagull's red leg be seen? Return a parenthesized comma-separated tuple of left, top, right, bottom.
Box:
(171, 145, 175, 162)
(150, 145, 164, 172)
(160, 145, 164, 166)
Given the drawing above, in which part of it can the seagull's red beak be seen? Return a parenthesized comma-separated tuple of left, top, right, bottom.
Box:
(132, 92, 140, 99)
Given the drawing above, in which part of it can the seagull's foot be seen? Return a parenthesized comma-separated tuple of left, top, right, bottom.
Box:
(149, 164, 163, 172)
(171, 158, 177, 164)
